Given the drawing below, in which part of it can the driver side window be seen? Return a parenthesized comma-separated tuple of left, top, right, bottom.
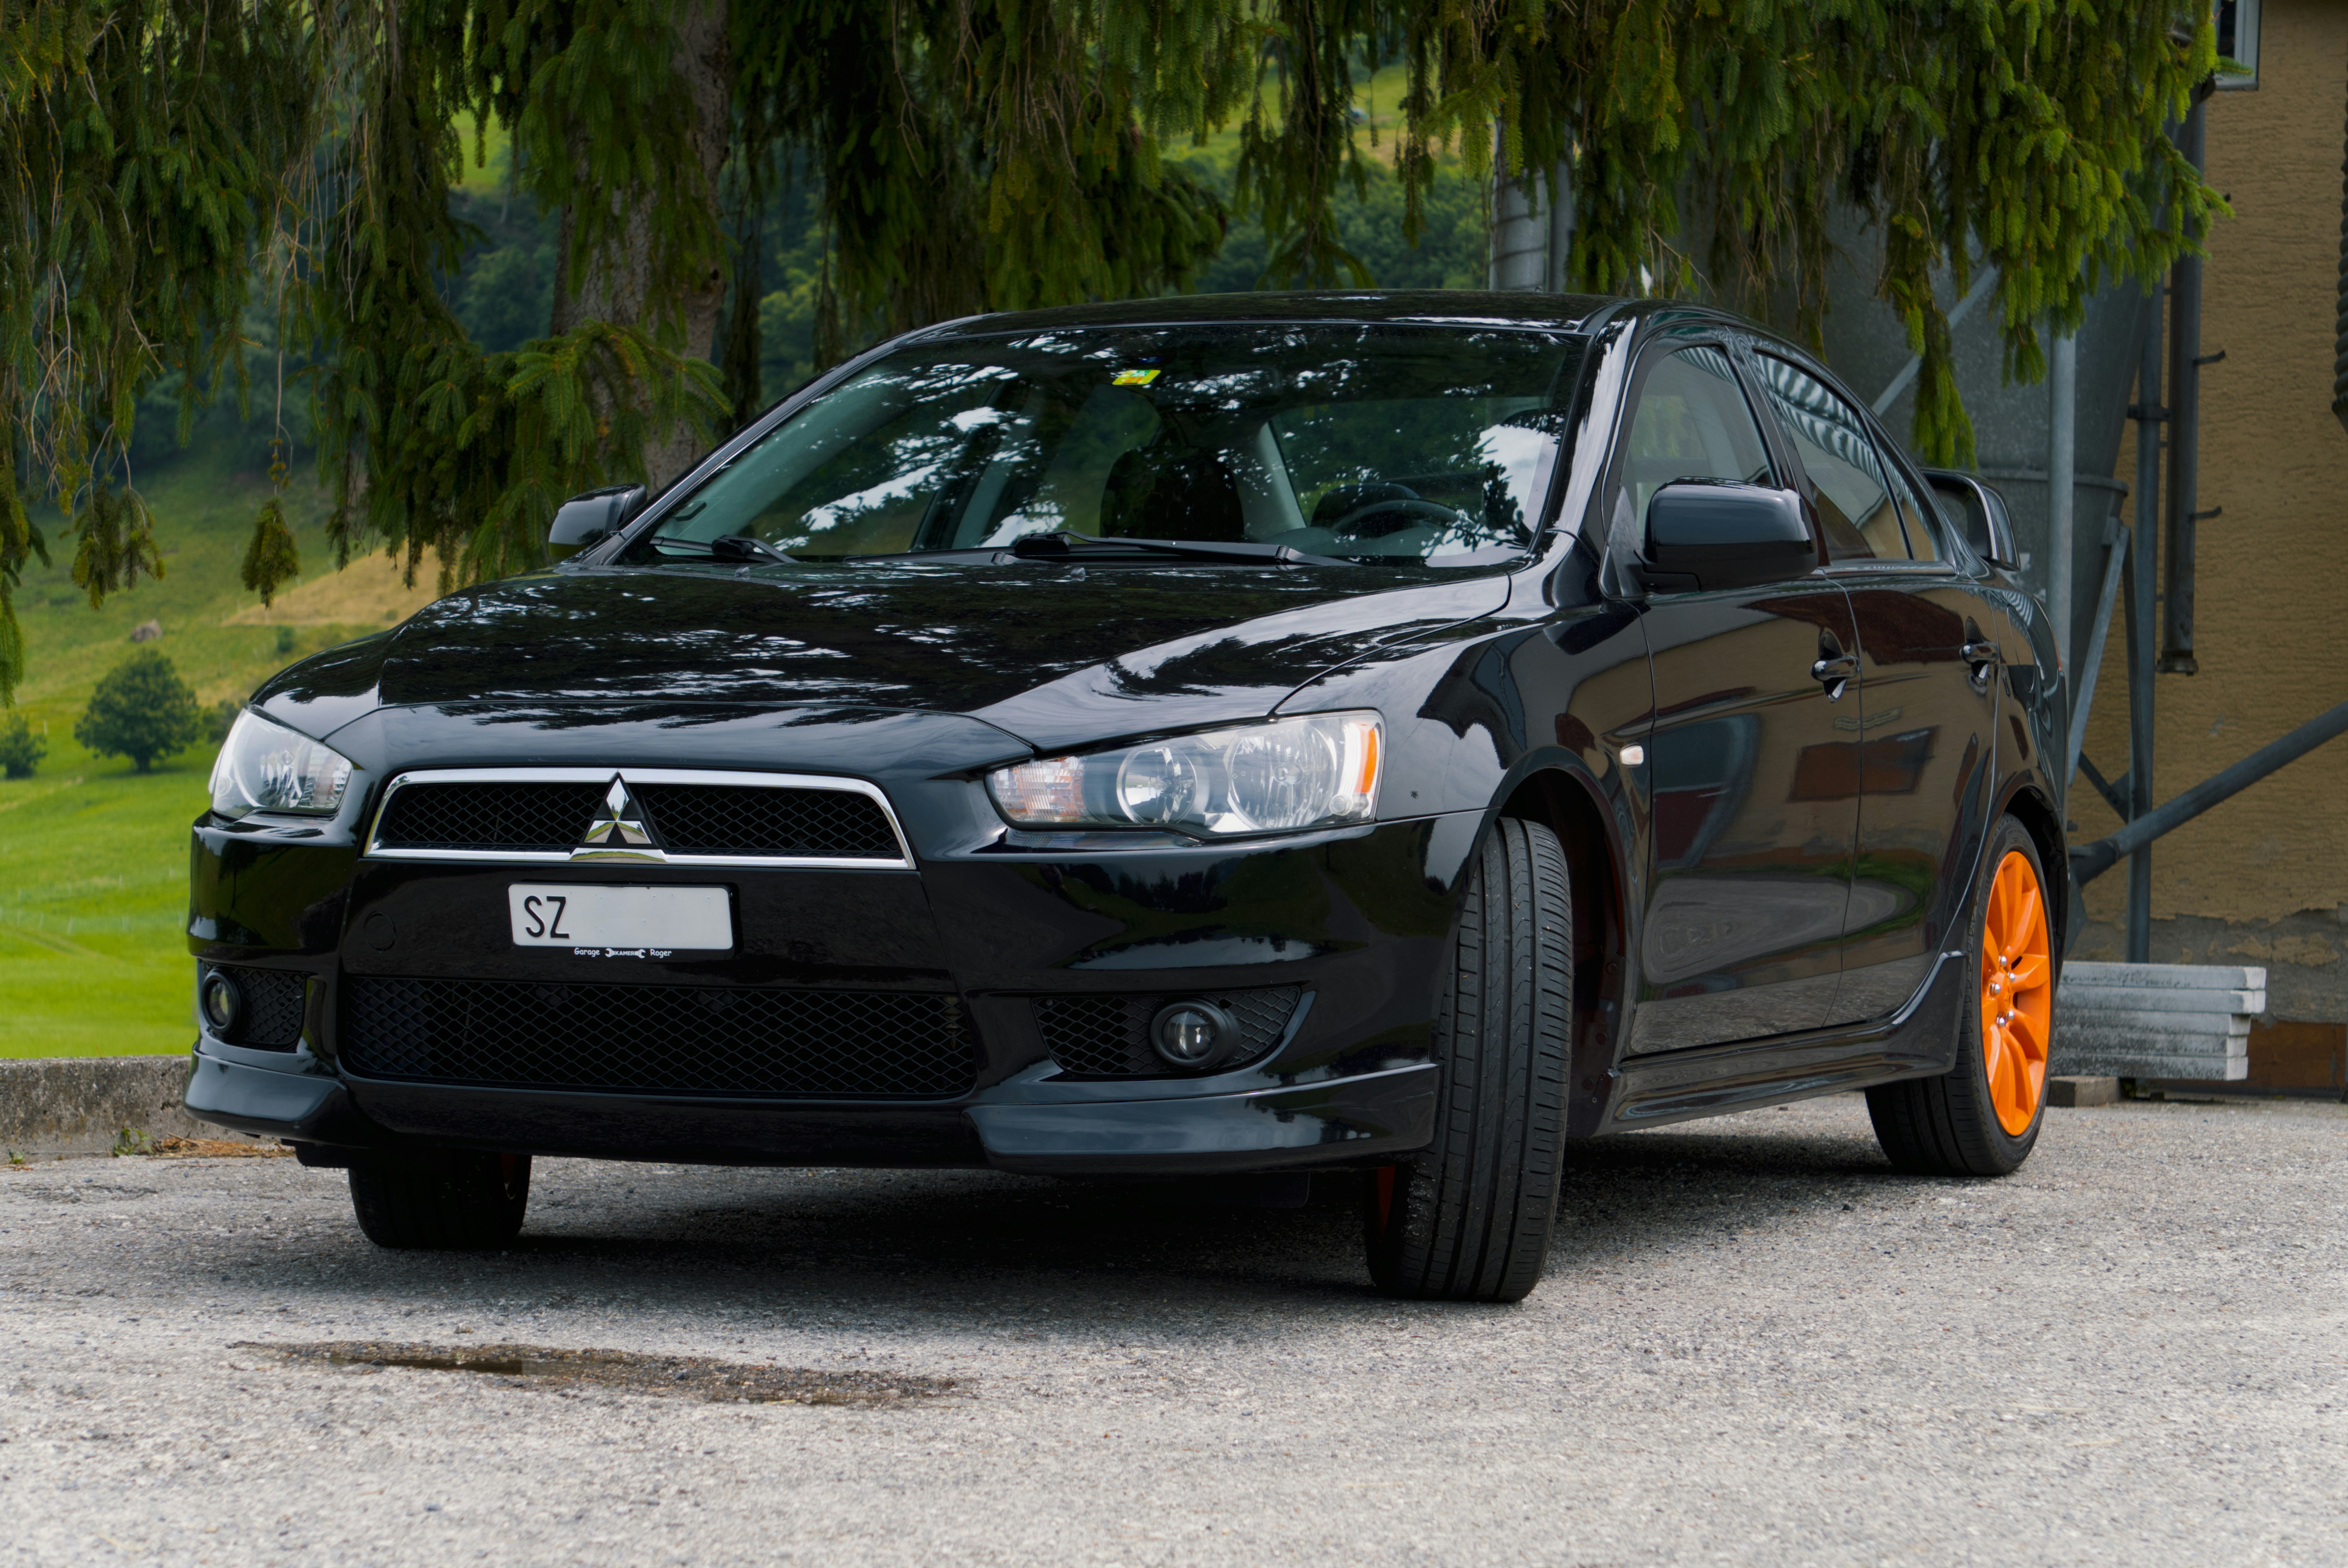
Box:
(1616, 346, 1777, 531)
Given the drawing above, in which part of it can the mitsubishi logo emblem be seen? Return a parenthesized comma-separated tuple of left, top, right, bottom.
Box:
(579, 776, 655, 851)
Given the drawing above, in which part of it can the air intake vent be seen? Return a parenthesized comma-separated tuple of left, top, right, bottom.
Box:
(1034, 985, 1304, 1076)
(627, 783, 900, 859)
(341, 979, 976, 1098)
(374, 781, 606, 855)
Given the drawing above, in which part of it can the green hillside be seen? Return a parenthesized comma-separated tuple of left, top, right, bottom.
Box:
(2, 449, 402, 1058)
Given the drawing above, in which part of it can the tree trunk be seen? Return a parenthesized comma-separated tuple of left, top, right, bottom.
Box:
(552, 0, 732, 491)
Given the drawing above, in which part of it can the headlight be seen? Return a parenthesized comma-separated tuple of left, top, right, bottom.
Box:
(987, 712, 1382, 838)
(209, 710, 354, 819)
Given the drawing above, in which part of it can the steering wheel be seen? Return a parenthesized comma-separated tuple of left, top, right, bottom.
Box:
(1328, 496, 1469, 540)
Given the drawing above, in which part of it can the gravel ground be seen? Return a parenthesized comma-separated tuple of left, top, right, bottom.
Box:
(2, 1091, 2343, 1567)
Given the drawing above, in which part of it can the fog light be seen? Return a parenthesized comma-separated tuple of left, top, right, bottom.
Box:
(199, 971, 242, 1035)
(1150, 999, 1238, 1070)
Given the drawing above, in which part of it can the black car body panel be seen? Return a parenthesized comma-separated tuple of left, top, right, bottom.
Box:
(359, 561, 1507, 722)
(188, 292, 2067, 1172)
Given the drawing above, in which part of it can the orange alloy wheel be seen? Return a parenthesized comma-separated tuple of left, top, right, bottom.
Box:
(1978, 849, 2053, 1135)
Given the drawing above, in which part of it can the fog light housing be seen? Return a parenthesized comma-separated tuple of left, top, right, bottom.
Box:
(199, 971, 242, 1035)
(1150, 999, 1239, 1070)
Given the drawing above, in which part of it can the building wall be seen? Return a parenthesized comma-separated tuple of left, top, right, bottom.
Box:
(2072, 0, 2348, 1042)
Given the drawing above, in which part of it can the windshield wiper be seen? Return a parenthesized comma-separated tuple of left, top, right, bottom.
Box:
(1006, 531, 1343, 566)
(644, 533, 799, 566)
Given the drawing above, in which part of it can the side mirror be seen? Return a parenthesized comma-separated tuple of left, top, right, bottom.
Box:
(1921, 469, 2017, 569)
(547, 484, 646, 557)
(1639, 481, 1815, 593)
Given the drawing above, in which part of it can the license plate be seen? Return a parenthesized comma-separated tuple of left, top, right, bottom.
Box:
(507, 884, 733, 953)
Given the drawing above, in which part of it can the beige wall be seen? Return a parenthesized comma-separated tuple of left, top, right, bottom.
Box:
(2076, 0, 2348, 968)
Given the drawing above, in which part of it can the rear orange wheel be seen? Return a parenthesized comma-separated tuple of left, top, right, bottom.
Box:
(1979, 850, 2052, 1137)
(1865, 814, 2053, 1176)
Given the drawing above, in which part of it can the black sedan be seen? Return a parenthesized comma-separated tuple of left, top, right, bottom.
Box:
(186, 292, 2066, 1301)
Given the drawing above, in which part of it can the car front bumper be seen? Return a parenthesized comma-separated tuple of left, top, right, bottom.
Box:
(184, 809, 1478, 1174)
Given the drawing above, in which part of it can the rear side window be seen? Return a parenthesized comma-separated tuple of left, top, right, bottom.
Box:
(1616, 346, 1775, 531)
(1752, 356, 1936, 562)
(1880, 464, 1942, 562)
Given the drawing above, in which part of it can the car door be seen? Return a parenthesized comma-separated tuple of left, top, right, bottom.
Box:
(1746, 353, 2001, 1026)
(1618, 340, 1862, 1054)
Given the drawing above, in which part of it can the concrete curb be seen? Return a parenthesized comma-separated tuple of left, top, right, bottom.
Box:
(0, 1056, 217, 1157)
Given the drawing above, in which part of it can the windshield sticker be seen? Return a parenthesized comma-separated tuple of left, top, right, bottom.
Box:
(1111, 368, 1162, 387)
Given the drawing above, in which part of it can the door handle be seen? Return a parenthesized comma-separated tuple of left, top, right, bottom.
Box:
(1961, 639, 2000, 691)
(1810, 652, 1857, 701)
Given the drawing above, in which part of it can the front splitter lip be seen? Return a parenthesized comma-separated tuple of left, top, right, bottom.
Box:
(182, 1046, 352, 1139)
(181, 1044, 1440, 1176)
(967, 1062, 1437, 1174)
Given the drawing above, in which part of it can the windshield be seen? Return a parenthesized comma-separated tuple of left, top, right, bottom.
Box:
(638, 324, 1588, 564)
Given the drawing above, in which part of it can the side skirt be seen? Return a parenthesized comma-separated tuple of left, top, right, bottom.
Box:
(1597, 947, 1968, 1133)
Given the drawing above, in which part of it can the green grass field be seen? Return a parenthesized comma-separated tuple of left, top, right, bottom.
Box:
(2, 448, 401, 1057)
(0, 743, 215, 1056)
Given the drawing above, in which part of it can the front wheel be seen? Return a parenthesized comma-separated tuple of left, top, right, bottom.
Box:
(1364, 816, 1573, 1302)
(1866, 814, 2054, 1176)
(349, 1152, 532, 1249)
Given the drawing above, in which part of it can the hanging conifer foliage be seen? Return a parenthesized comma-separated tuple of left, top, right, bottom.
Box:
(3, 0, 315, 699)
(1, 0, 2224, 701)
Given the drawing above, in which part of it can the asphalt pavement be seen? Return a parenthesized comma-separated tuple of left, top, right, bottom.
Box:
(2, 1091, 2343, 1566)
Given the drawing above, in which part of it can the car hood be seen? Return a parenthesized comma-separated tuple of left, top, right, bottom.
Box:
(260, 560, 1512, 752)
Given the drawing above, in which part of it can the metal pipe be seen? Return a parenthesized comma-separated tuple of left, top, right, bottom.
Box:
(2126, 293, 2162, 960)
(2065, 512, 2127, 791)
(2334, 63, 2348, 434)
(2070, 699, 2348, 885)
(2160, 87, 2210, 675)
(1872, 266, 2001, 417)
(2048, 331, 2078, 667)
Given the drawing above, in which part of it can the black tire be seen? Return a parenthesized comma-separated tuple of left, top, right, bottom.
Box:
(1866, 814, 2052, 1177)
(1364, 816, 1572, 1302)
(348, 1152, 532, 1249)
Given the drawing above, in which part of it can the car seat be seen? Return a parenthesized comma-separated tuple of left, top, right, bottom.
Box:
(1100, 445, 1248, 542)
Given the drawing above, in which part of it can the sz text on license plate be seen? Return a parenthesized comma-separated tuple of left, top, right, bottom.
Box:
(507, 884, 733, 953)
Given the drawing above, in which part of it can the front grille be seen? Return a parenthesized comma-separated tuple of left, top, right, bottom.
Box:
(1035, 985, 1304, 1076)
(340, 978, 976, 1098)
(375, 782, 606, 854)
(371, 780, 900, 860)
(628, 784, 898, 859)
(205, 964, 307, 1050)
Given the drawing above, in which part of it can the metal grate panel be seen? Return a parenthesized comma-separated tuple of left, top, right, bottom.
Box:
(375, 782, 606, 854)
(341, 978, 977, 1098)
(628, 784, 898, 859)
(1034, 985, 1303, 1076)
(204, 964, 308, 1050)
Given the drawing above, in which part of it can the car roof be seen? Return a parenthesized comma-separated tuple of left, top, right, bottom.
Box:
(910, 290, 1678, 341)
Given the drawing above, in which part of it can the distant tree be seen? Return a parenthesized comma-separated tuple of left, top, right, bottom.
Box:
(0, 711, 45, 779)
(75, 651, 200, 774)
(459, 243, 559, 354)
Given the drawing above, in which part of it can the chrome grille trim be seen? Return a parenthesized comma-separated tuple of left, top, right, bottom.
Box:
(362, 767, 916, 870)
